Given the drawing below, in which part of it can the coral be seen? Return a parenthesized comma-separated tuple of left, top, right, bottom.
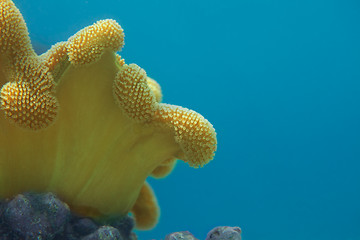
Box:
(0, 0, 217, 230)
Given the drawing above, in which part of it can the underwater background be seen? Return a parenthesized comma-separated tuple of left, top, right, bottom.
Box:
(11, 0, 360, 239)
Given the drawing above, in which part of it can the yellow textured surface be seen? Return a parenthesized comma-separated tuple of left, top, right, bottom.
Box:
(0, 0, 34, 61)
(147, 77, 163, 102)
(40, 42, 68, 78)
(0, 0, 217, 229)
(155, 104, 217, 167)
(67, 19, 124, 66)
(1, 72, 58, 130)
(0, 0, 58, 129)
(115, 53, 125, 67)
(114, 64, 157, 122)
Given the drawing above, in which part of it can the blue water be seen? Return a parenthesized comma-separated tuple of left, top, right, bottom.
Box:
(12, 0, 360, 239)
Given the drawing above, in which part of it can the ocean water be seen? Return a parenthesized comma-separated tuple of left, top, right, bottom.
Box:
(10, 0, 360, 239)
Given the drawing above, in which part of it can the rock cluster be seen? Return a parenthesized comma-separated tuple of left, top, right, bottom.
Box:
(0, 192, 240, 240)
(165, 227, 242, 240)
(0, 192, 136, 240)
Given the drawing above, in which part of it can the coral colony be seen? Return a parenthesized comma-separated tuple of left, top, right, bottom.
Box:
(0, 0, 238, 239)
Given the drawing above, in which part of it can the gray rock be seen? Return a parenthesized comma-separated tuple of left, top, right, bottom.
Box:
(81, 226, 122, 240)
(165, 231, 199, 240)
(0, 192, 137, 239)
(3, 192, 72, 239)
(40, 192, 71, 231)
(100, 215, 135, 240)
(3, 193, 57, 239)
(72, 217, 99, 236)
(206, 226, 241, 240)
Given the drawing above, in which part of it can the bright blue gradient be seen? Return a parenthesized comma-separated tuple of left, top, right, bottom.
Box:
(12, 0, 360, 239)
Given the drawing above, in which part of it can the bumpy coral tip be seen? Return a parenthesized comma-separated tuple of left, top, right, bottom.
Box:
(67, 19, 124, 66)
(114, 64, 157, 123)
(147, 77, 163, 102)
(1, 80, 59, 130)
(155, 104, 217, 168)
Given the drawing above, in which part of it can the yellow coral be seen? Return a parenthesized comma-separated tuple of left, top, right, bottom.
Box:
(0, 0, 217, 229)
